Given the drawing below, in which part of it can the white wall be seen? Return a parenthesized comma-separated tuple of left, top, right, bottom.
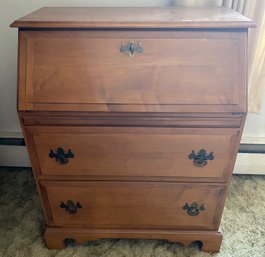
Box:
(1, 0, 265, 173)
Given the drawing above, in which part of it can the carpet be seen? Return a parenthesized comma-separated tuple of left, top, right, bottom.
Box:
(0, 167, 264, 257)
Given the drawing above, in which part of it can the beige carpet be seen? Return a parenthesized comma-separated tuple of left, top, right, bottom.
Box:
(0, 167, 264, 257)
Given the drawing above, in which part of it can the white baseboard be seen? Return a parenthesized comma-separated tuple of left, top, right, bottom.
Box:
(233, 153, 265, 175)
(0, 131, 23, 138)
(241, 136, 265, 144)
(0, 145, 31, 167)
(0, 144, 264, 175)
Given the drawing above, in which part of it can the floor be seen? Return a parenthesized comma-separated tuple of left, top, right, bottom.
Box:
(0, 167, 264, 257)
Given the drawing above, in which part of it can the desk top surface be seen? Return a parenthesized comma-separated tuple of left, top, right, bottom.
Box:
(10, 7, 255, 29)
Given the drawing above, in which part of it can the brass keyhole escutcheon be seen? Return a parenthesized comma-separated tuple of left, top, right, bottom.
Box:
(120, 41, 143, 58)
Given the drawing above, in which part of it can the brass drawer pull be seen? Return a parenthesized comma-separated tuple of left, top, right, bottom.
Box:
(49, 147, 74, 165)
(60, 200, 82, 214)
(183, 202, 205, 216)
(188, 149, 214, 167)
(120, 41, 143, 58)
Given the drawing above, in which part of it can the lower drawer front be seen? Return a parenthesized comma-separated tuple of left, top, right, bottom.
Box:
(42, 181, 226, 230)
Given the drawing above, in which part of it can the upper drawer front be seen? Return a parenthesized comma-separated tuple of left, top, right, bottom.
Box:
(19, 30, 247, 112)
(25, 126, 240, 181)
(41, 181, 226, 230)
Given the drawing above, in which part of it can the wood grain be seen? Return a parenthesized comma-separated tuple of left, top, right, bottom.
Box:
(21, 114, 243, 127)
(10, 7, 255, 29)
(41, 180, 226, 230)
(45, 227, 223, 252)
(25, 126, 239, 180)
(18, 30, 247, 113)
(11, 6, 253, 252)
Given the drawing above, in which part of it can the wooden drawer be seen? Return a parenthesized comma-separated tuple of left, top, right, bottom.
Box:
(19, 30, 246, 113)
(41, 181, 226, 230)
(26, 126, 240, 181)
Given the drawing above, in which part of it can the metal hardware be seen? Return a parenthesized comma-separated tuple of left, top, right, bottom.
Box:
(120, 41, 143, 58)
(60, 200, 82, 214)
(183, 202, 205, 216)
(188, 149, 214, 167)
(49, 147, 74, 165)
